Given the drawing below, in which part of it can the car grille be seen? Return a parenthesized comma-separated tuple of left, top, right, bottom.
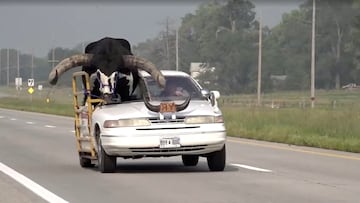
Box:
(129, 145, 207, 153)
(136, 126, 199, 130)
(149, 116, 185, 124)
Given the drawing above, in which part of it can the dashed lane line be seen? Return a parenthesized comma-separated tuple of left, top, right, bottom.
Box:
(0, 162, 69, 203)
(44, 125, 56, 128)
(231, 163, 272, 173)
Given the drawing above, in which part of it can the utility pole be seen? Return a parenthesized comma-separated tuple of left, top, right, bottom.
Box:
(17, 50, 20, 77)
(165, 17, 170, 68)
(310, 0, 316, 108)
(176, 28, 179, 71)
(7, 48, 9, 86)
(0, 49, 2, 85)
(48, 48, 59, 71)
(82, 42, 85, 53)
(257, 11, 263, 106)
(31, 51, 34, 78)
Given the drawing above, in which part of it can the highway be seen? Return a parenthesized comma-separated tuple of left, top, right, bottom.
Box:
(1, 108, 359, 203)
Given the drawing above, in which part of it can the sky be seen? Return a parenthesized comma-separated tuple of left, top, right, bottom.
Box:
(0, 1, 303, 57)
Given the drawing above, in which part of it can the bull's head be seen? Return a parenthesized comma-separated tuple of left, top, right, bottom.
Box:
(48, 53, 165, 100)
(49, 54, 165, 86)
(93, 69, 120, 102)
(48, 54, 189, 112)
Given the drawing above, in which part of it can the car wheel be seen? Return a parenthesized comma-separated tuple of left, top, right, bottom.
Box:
(207, 145, 226, 171)
(96, 132, 116, 173)
(79, 155, 94, 168)
(182, 155, 199, 166)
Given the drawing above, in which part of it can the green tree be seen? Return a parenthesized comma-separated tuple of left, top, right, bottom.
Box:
(178, 0, 259, 93)
(314, 0, 358, 89)
(349, 0, 360, 79)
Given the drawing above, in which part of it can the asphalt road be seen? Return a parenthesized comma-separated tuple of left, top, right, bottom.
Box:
(0, 108, 359, 203)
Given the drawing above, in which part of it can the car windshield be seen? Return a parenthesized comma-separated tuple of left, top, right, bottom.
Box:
(144, 75, 205, 101)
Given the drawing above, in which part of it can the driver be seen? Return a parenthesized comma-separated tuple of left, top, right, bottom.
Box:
(161, 83, 186, 97)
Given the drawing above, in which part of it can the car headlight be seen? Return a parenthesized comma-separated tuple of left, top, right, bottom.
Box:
(103, 118, 151, 128)
(184, 115, 224, 124)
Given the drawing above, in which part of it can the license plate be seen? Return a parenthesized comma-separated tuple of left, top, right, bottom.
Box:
(160, 137, 180, 148)
(160, 102, 176, 113)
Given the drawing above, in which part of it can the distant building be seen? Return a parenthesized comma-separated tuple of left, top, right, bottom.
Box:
(270, 74, 287, 90)
(190, 62, 215, 80)
(270, 75, 287, 81)
(190, 62, 206, 79)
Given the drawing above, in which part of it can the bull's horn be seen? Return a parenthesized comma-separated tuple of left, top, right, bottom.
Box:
(48, 54, 93, 85)
(175, 96, 191, 112)
(143, 95, 160, 112)
(123, 55, 165, 88)
(143, 95, 191, 113)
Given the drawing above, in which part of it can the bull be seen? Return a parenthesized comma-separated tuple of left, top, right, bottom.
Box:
(48, 37, 189, 112)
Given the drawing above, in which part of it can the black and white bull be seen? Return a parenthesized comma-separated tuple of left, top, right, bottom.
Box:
(48, 37, 189, 112)
(82, 37, 140, 103)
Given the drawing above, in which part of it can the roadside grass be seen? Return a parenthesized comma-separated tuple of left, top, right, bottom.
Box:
(1, 86, 360, 153)
(223, 106, 360, 153)
(0, 97, 74, 116)
(0, 86, 74, 116)
(221, 89, 360, 153)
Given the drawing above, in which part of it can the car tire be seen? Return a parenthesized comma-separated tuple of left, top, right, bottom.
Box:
(79, 156, 94, 168)
(207, 145, 226, 171)
(182, 155, 199, 166)
(96, 133, 116, 173)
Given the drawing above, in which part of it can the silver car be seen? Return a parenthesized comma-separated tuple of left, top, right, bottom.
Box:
(90, 70, 226, 173)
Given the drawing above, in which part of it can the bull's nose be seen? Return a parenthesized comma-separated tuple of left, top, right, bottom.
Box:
(103, 94, 112, 103)
(102, 86, 111, 94)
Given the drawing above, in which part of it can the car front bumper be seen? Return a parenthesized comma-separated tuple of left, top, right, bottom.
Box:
(100, 123, 226, 157)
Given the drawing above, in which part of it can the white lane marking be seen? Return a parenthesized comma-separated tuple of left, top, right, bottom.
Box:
(44, 125, 56, 128)
(70, 130, 75, 133)
(0, 116, 4, 119)
(231, 163, 272, 173)
(10, 118, 17, 121)
(26, 121, 34, 125)
(0, 162, 69, 203)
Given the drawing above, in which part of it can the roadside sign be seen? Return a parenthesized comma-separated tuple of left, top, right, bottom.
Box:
(15, 77, 22, 90)
(28, 78, 35, 87)
(28, 87, 34, 94)
(38, 85, 43, 91)
(15, 77, 22, 86)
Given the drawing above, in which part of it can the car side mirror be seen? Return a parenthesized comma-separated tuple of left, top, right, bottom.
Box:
(210, 90, 220, 99)
(209, 90, 220, 108)
(201, 89, 210, 98)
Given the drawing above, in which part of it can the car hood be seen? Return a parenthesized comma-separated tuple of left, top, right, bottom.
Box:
(92, 100, 221, 120)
